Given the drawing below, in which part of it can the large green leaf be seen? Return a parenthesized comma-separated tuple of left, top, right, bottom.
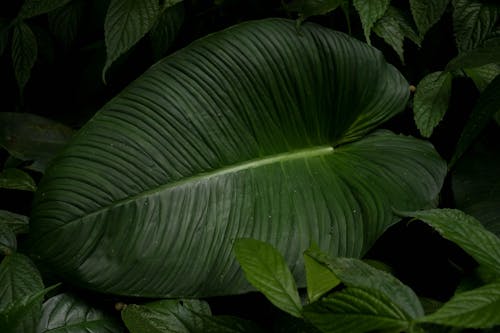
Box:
(234, 238, 302, 318)
(37, 293, 123, 333)
(29, 19, 446, 297)
(452, 0, 499, 53)
(418, 282, 500, 328)
(304, 287, 414, 333)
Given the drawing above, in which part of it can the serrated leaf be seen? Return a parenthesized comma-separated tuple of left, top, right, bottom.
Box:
(149, 2, 184, 61)
(399, 209, 500, 276)
(0, 253, 44, 333)
(48, 0, 84, 49)
(37, 293, 123, 333)
(122, 299, 261, 333)
(304, 246, 340, 303)
(0, 284, 59, 333)
(234, 238, 302, 318)
(382, 6, 422, 46)
(413, 71, 453, 137)
(0, 168, 36, 191)
(305, 249, 424, 319)
(373, 11, 405, 62)
(29, 19, 446, 297)
(0, 223, 16, 254)
(0, 210, 29, 235)
(410, 0, 450, 37)
(452, 138, 500, 237)
(17, 0, 73, 19)
(453, 0, 499, 53)
(0, 113, 74, 173)
(447, 46, 500, 71)
(419, 282, 500, 328)
(304, 287, 413, 333)
(464, 64, 500, 92)
(103, 0, 159, 80)
(451, 75, 500, 165)
(11, 22, 37, 96)
(353, 0, 390, 44)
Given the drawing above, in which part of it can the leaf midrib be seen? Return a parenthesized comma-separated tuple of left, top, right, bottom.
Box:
(56, 145, 335, 227)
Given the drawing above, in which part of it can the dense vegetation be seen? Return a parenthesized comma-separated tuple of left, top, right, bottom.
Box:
(1, 0, 499, 332)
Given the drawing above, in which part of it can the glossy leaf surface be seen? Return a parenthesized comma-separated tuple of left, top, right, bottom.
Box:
(30, 19, 446, 297)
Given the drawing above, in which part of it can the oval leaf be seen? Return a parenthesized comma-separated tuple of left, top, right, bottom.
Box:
(37, 293, 123, 333)
(29, 19, 446, 297)
(353, 0, 390, 44)
(410, 0, 450, 37)
(234, 238, 302, 318)
(419, 282, 500, 328)
(103, 0, 159, 79)
(0, 168, 36, 192)
(11, 22, 37, 95)
(149, 2, 184, 61)
(413, 71, 453, 138)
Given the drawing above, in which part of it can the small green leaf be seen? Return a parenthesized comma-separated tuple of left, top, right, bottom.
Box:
(353, 0, 390, 44)
(234, 238, 302, 318)
(149, 2, 184, 61)
(304, 287, 413, 333)
(464, 63, 500, 92)
(17, 0, 73, 19)
(375, 6, 422, 50)
(37, 293, 123, 333)
(413, 71, 453, 137)
(48, 0, 84, 49)
(419, 282, 500, 328)
(447, 46, 500, 71)
(11, 22, 37, 96)
(0, 210, 29, 235)
(453, 0, 499, 53)
(103, 0, 159, 80)
(0, 253, 45, 333)
(373, 11, 406, 63)
(410, 0, 450, 37)
(305, 248, 424, 319)
(0, 284, 59, 333)
(304, 246, 341, 303)
(451, 75, 500, 166)
(0, 223, 16, 255)
(0, 169, 36, 192)
(122, 299, 261, 333)
(399, 209, 500, 276)
(0, 113, 74, 173)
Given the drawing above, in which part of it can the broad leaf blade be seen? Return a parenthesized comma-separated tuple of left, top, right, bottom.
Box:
(0, 168, 36, 192)
(234, 238, 302, 318)
(452, 0, 499, 53)
(29, 19, 446, 297)
(11, 22, 37, 95)
(400, 209, 500, 276)
(37, 293, 123, 333)
(410, 0, 450, 37)
(103, 0, 159, 79)
(305, 249, 424, 319)
(451, 75, 500, 166)
(17, 0, 72, 19)
(373, 11, 406, 62)
(0, 113, 74, 173)
(419, 282, 500, 328)
(304, 287, 412, 333)
(413, 71, 453, 138)
(353, 0, 390, 44)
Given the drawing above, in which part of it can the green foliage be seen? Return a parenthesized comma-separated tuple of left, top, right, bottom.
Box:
(410, 0, 450, 37)
(413, 71, 453, 137)
(0, 223, 17, 254)
(0, 210, 29, 235)
(304, 245, 340, 303)
(0, 168, 36, 191)
(17, 0, 73, 19)
(352, 0, 390, 44)
(11, 22, 37, 95)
